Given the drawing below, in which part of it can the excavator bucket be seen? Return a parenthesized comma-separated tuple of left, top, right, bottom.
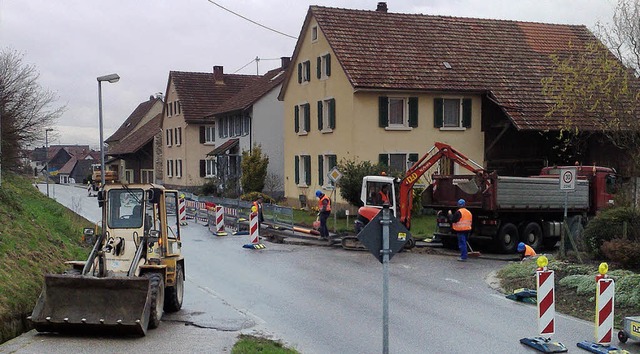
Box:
(30, 274, 151, 336)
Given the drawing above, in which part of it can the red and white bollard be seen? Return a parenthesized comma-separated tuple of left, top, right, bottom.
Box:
(243, 207, 265, 249)
(577, 262, 624, 353)
(179, 195, 187, 226)
(214, 205, 227, 236)
(520, 256, 567, 352)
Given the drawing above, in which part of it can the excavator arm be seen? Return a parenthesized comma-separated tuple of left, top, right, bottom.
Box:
(398, 142, 484, 230)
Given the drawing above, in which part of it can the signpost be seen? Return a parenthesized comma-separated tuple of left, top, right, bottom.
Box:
(358, 204, 410, 354)
(559, 168, 576, 257)
(328, 166, 342, 233)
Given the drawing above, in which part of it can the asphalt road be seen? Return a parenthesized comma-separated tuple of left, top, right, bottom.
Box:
(3, 184, 639, 353)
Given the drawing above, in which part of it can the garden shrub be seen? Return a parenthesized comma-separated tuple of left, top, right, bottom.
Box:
(583, 207, 640, 258)
(601, 238, 640, 269)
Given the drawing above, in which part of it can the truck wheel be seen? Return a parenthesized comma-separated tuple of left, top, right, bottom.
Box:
(403, 237, 416, 250)
(146, 273, 165, 329)
(618, 330, 628, 343)
(521, 222, 543, 251)
(164, 263, 184, 312)
(496, 223, 519, 253)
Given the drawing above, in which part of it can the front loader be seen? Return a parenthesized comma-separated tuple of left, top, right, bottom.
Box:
(30, 184, 185, 336)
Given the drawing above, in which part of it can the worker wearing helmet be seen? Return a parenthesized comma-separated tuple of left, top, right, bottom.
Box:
(449, 198, 472, 261)
(517, 242, 537, 261)
(316, 190, 331, 239)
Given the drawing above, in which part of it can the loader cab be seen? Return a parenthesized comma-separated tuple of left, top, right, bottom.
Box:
(107, 188, 145, 229)
(361, 175, 396, 215)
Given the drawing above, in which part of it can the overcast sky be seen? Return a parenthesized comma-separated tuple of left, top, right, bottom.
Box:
(0, 0, 617, 149)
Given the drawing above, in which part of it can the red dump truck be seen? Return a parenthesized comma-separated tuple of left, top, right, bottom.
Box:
(425, 165, 617, 253)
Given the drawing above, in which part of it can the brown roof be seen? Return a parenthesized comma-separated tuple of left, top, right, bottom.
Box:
(170, 71, 260, 123)
(207, 138, 239, 156)
(106, 97, 162, 143)
(288, 6, 625, 131)
(108, 113, 162, 155)
(213, 66, 288, 115)
(58, 157, 78, 174)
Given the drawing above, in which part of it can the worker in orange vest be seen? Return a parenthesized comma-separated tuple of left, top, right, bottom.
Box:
(379, 184, 390, 205)
(517, 242, 537, 261)
(449, 198, 472, 261)
(252, 195, 264, 228)
(316, 190, 331, 239)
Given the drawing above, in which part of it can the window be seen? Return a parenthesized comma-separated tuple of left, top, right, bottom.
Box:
(294, 155, 311, 186)
(243, 116, 250, 136)
(297, 60, 311, 84)
(318, 154, 337, 186)
(379, 96, 418, 129)
(141, 169, 154, 183)
(167, 102, 173, 117)
(234, 116, 242, 137)
(166, 129, 172, 147)
(205, 159, 216, 177)
(175, 159, 183, 178)
(223, 117, 229, 138)
(176, 101, 181, 115)
(202, 126, 215, 144)
(433, 98, 472, 129)
(311, 26, 318, 41)
(167, 159, 173, 177)
(124, 169, 134, 184)
(317, 53, 331, 79)
(317, 98, 336, 132)
(294, 103, 311, 134)
(379, 153, 419, 174)
(175, 127, 182, 146)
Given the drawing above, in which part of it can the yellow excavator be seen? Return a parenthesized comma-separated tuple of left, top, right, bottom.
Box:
(30, 183, 185, 336)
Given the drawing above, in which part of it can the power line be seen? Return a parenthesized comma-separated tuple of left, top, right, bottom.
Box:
(206, 0, 297, 39)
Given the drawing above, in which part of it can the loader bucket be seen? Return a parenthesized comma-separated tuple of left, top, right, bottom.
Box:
(30, 274, 151, 336)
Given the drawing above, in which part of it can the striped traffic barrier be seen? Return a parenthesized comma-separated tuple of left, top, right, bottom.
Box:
(577, 263, 626, 353)
(179, 195, 188, 226)
(520, 256, 567, 353)
(214, 205, 227, 236)
(243, 207, 265, 249)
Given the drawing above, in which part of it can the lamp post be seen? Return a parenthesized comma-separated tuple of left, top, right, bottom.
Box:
(45, 128, 53, 197)
(97, 73, 120, 187)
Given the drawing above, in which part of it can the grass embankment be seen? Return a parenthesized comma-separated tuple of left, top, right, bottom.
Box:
(0, 173, 91, 336)
(498, 258, 640, 327)
(232, 334, 299, 354)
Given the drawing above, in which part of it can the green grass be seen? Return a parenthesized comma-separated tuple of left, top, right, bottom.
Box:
(232, 334, 299, 354)
(0, 173, 91, 319)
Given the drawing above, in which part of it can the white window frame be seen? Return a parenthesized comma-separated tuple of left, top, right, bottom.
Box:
(205, 159, 217, 178)
(205, 126, 215, 144)
(321, 154, 337, 188)
(442, 97, 464, 129)
(302, 60, 311, 83)
(297, 103, 310, 135)
(388, 97, 408, 128)
(311, 26, 318, 42)
(175, 159, 183, 178)
(242, 116, 250, 136)
(320, 53, 330, 79)
(174, 128, 181, 146)
(381, 153, 414, 174)
(167, 102, 173, 117)
(298, 154, 310, 187)
(166, 129, 172, 147)
(321, 98, 333, 133)
(124, 169, 134, 184)
(167, 159, 173, 178)
(141, 169, 154, 183)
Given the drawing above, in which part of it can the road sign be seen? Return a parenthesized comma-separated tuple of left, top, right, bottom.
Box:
(560, 168, 576, 191)
(357, 211, 409, 263)
(328, 167, 342, 183)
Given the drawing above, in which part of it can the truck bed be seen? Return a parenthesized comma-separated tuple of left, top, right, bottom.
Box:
(496, 176, 589, 211)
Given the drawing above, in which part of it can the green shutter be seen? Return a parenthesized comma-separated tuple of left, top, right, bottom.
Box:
(329, 98, 336, 129)
(304, 156, 311, 185)
(317, 101, 323, 131)
(409, 97, 418, 128)
(379, 96, 389, 127)
(305, 61, 311, 82)
(434, 98, 444, 128)
(379, 154, 389, 166)
(329, 155, 337, 169)
(294, 105, 299, 133)
(297, 63, 302, 84)
(318, 155, 324, 186)
(295, 156, 299, 184)
(317, 57, 322, 79)
(199, 126, 205, 144)
(462, 98, 472, 128)
(200, 160, 206, 177)
(304, 104, 311, 132)
(326, 54, 331, 77)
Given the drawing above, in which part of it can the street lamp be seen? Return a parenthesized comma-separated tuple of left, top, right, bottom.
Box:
(97, 73, 120, 187)
(45, 128, 53, 197)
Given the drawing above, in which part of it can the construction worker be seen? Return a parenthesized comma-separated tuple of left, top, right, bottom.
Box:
(316, 190, 331, 239)
(379, 184, 390, 205)
(252, 195, 264, 227)
(517, 242, 537, 261)
(449, 198, 472, 261)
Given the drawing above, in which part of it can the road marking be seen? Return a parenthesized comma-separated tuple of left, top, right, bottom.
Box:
(444, 278, 461, 284)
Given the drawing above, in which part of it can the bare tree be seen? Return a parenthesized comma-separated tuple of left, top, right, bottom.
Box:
(0, 48, 65, 172)
(596, 0, 640, 75)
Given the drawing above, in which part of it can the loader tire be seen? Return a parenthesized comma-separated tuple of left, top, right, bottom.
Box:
(164, 263, 184, 313)
(146, 273, 165, 329)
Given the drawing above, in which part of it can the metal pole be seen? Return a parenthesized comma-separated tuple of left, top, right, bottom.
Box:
(98, 80, 105, 187)
(561, 191, 568, 257)
(45, 129, 50, 197)
(380, 203, 391, 354)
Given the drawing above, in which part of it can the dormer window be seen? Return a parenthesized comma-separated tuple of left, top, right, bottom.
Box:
(312, 26, 318, 42)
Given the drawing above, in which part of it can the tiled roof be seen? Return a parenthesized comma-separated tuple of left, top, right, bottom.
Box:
(170, 71, 260, 123)
(213, 66, 287, 115)
(58, 157, 78, 174)
(306, 6, 627, 131)
(108, 113, 162, 155)
(106, 98, 162, 143)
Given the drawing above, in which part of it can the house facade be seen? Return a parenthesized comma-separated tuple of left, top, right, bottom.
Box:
(106, 96, 164, 184)
(279, 3, 626, 206)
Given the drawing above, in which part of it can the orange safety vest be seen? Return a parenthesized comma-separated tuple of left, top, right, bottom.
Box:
(452, 208, 472, 231)
(318, 195, 331, 212)
(379, 191, 389, 204)
(524, 244, 536, 257)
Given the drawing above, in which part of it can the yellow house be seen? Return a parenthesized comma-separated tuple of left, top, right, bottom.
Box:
(279, 3, 617, 207)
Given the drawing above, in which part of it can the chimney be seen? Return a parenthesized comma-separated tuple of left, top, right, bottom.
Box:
(213, 66, 224, 84)
(376, 2, 388, 12)
(281, 57, 291, 69)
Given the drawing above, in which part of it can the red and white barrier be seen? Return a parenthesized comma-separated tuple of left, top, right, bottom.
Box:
(179, 197, 187, 226)
(214, 205, 227, 236)
(537, 269, 555, 336)
(243, 210, 265, 249)
(596, 278, 615, 345)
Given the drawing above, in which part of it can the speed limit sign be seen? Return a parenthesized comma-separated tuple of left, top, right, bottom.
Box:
(560, 167, 576, 190)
